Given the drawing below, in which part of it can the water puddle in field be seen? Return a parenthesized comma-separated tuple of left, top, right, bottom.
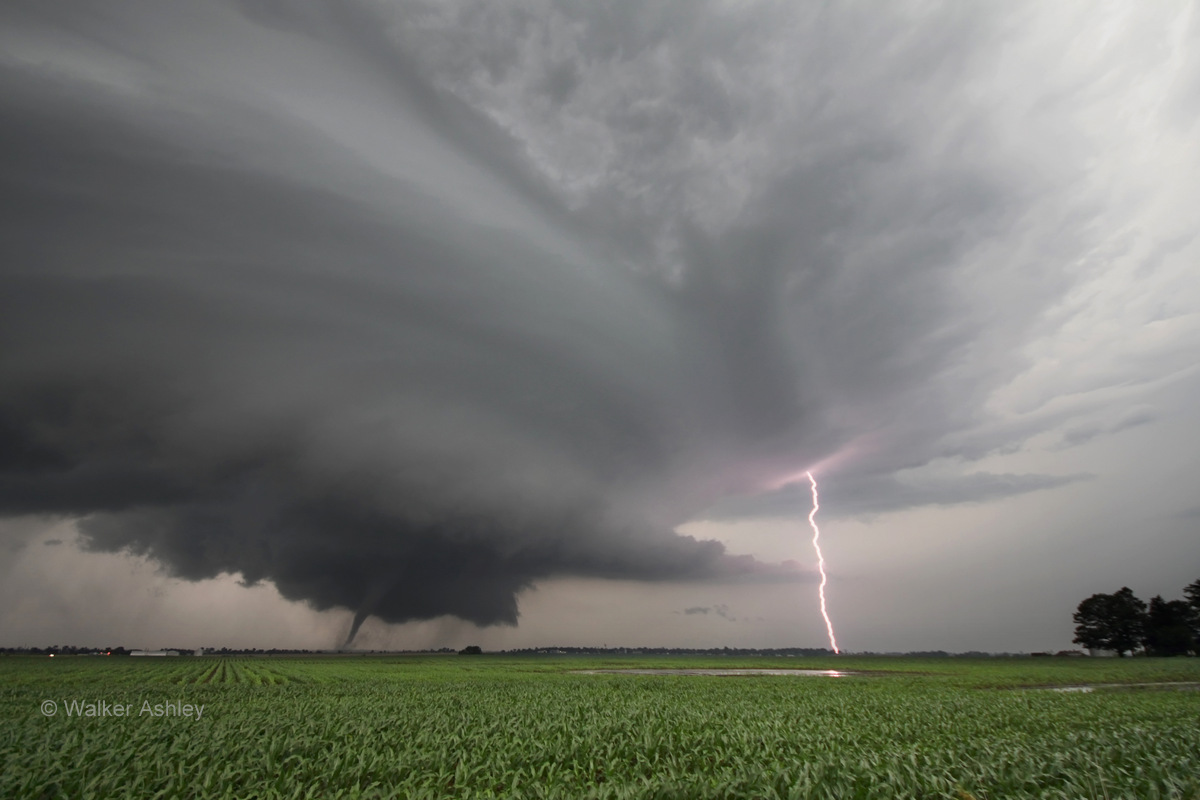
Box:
(573, 669, 854, 677)
(1046, 681, 1200, 693)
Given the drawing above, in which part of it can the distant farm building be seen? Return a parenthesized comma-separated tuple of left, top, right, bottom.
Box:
(1087, 648, 1118, 657)
(130, 650, 179, 657)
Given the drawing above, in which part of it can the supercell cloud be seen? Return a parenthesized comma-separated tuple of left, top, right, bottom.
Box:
(2, 1, 1197, 641)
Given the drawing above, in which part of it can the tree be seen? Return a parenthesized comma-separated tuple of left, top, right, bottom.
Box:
(1072, 587, 1147, 656)
(458, 645, 483, 655)
(1143, 595, 1194, 656)
(1184, 578, 1200, 645)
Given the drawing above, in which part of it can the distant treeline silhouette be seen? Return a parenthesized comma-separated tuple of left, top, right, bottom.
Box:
(1073, 578, 1199, 656)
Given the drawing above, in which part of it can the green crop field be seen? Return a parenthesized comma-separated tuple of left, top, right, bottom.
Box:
(2, 655, 1198, 799)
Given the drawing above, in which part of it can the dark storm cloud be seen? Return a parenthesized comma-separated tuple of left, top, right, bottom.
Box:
(0, 0, 810, 633)
(679, 605, 734, 621)
(0, 1, 1140, 635)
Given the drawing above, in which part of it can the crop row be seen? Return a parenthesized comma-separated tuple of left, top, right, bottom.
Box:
(2, 658, 1198, 798)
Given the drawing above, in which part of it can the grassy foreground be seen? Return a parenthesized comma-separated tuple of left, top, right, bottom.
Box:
(2, 654, 1198, 799)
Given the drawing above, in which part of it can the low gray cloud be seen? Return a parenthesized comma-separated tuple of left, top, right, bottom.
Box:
(1112, 406, 1159, 435)
(701, 472, 1093, 521)
(1175, 505, 1200, 521)
(680, 605, 735, 621)
(1059, 405, 1159, 449)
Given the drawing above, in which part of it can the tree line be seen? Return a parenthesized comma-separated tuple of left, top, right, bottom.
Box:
(1073, 579, 1199, 656)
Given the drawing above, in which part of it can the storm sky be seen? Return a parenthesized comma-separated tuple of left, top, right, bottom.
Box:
(2, 0, 1197, 653)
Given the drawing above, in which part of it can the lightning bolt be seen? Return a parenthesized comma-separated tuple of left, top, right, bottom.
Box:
(807, 471, 840, 654)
